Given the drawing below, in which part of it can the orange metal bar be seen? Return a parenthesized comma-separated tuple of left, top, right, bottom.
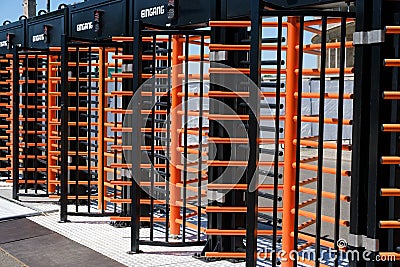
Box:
(293, 162, 351, 176)
(382, 124, 400, 132)
(98, 47, 105, 210)
(209, 44, 288, 51)
(381, 156, 400, 164)
(205, 207, 284, 213)
(282, 17, 299, 267)
(296, 68, 354, 76)
(299, 41, 353, 51)
(207, 184, 284, 190)
(384, 59, 400, 67)
(294, 116, 352, 125)
(294, 92, 353, 99)
(291, 185, 351, 202)
(293, 139, 352, 151)
(47, 55, 58, 193)
(170, 35, 183, 237)
(383, 91, 400, 100)
(380, 220, 400, 228)
(386, 26, 400, 34)
(381, 188, 400, 197)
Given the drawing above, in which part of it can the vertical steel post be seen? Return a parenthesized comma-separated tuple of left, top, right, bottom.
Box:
(130, 19, 143, 254)
(12, 46, 19, 200)
(281, 16, 300, 267)
(170, 35, 183, 237)
(60, 34, 69, 222)
(247, 0, 261, 265)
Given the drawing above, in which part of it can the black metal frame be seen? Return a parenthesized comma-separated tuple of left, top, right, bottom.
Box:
(59, 36, 125, 221)
(129, 28, 209, 252)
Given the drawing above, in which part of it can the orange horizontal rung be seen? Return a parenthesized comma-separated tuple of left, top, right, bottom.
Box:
(299, 41, 353, 51)
(209, 44, 287, 51)
(383, 91, 400, 100)
(294, 116, 352, 125)
(206, 206, 283, 213)
(296, 68, 354, 76)
(18, 168, 47, 171)
(109, 91, 133, 96)
(293, 162, 351, 176)
(10, 179, 47, 184)
(381, 188, 400, 197)
(208, 137, 284, 144)
(386, 26, 400, 34)
(292, 185, 350, 202)
(205, 229, 281, 236)
(294, 209, 349, 227)
(207, 160, 283, 167)
(177, 147, 208, 156)
(300, 177, 318, 186)
(381, 156, 400, 164)
(298, 198, 318, 209)
(382, 124, 400, 132)
(380, 220, 400, 228)
(208, 114, 285, 121)
(109, 199, 166, 205)
(209, 67, 286, 75)
(384, 59, 400, 67)
(298, 219, 316, 231)
(178, 55, 210, 61)
(294, 139, 352, 151)
(209, 21, 287, 28)
(294, 92, 353, 99)
(207, 184, 283, 190)
(300, 156, 318, 164)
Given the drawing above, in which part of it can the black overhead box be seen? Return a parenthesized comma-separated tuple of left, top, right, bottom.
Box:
(70, 0, 129, 41)
(26, 8, 68, 50)
(136, 0, 210, 28)
(0, 20, 26, 54)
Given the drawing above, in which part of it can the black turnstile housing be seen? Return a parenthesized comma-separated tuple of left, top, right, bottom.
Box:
(0, 20, 26, 54)
(136, 0, 210, 28)
(70, 0, 130, 41)
(26, 8, 68, 50)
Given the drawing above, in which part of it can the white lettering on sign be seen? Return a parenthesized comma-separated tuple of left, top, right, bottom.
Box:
(76, 22, 93, 32)
(32, 34, 45, 43)
(0, 41, 7, 47)
(141, 5, 165, 19)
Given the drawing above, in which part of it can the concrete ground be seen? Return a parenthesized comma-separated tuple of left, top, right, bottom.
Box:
(0, 146, 352, 267)
(0, 247, 26, 267)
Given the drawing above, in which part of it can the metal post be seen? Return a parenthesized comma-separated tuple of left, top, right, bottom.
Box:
(247, 0, 261, 265)
(129, 19, 143, 254)
(281, 16, 300, 267)
(60, 34, 69, 222)
(170, 35, 183, 237)
(12, 46, 19, 200)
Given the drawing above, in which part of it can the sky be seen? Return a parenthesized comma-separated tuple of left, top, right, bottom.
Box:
(0, 0, 83, 23)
